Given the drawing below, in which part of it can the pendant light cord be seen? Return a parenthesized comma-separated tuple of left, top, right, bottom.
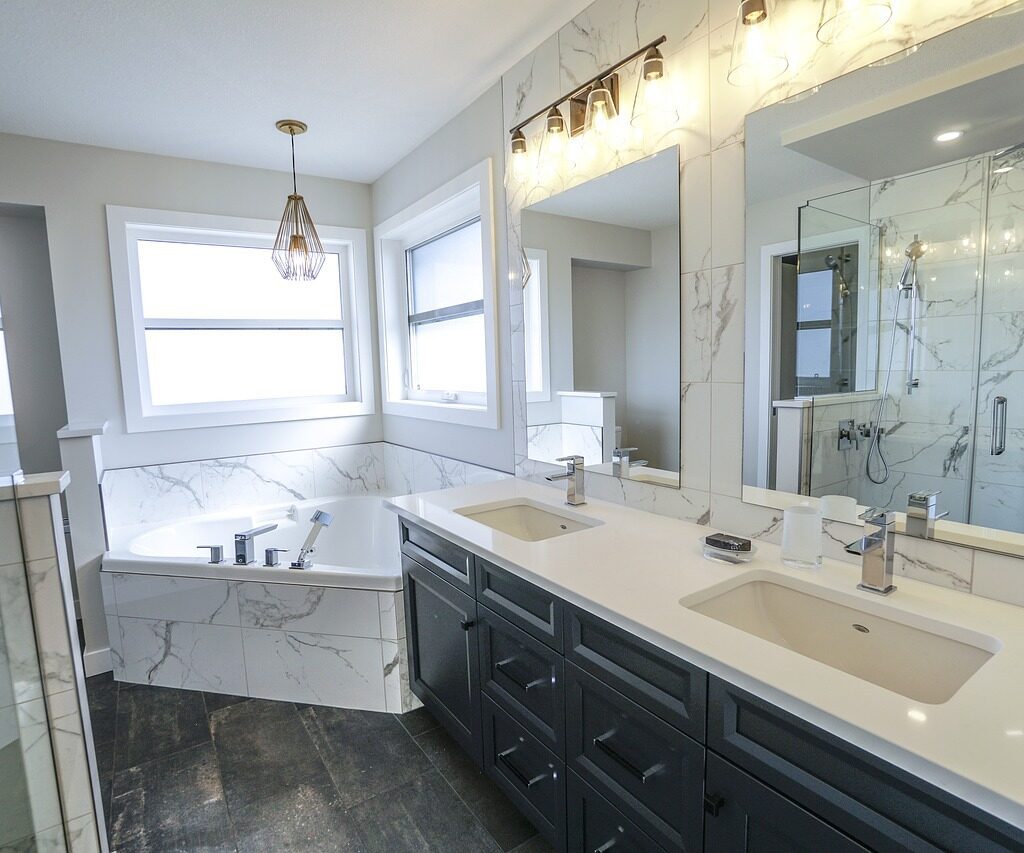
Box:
(290, 131, 298, 196)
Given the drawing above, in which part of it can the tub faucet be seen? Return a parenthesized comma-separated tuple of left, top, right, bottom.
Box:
(291, 509, 334, 569)
(234, 524, 278, 565)
(844, 508, 897, 595)
(546, 455, 585, 506)
(612, 447, 648, 477)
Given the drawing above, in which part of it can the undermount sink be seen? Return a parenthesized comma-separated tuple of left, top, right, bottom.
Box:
(682, 574, 999, 704)
(454, 498, 602, 542)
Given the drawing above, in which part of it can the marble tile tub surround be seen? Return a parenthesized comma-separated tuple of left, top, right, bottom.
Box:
(100, 441, 509, 533)
(8, 480, 107, 852)
(501, 0, 1024, 602)
(103, 570, 419, 715)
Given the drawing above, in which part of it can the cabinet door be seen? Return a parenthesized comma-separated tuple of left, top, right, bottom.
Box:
(704, 754, 866, 853)
(403, 556, 482, 765)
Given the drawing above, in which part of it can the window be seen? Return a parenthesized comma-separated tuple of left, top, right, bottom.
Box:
(107, 207, 374, 432)
(523, 248, 551, 403)
(374, 160, 499, 428)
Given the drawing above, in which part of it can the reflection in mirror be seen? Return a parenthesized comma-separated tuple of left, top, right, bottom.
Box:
(522, 147, 680, 487)
(743, 10, 1024, 541)
(0, 293, 19, 476)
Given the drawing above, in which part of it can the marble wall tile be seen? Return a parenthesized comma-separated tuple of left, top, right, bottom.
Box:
(970, 481, 1024, 534)
(313, 444, 385, 497)
(465, 464, 513, 485)
(201, 450, 314, 511)
(979, 311, 1024, 372)
(710, 383, 743, 499)
(48, 688, 96, 821)
(972, 550, 1024, 607)
(12, 697, 64, 841)
(0, 500, 24, 567)
(382, 443, 417, 495)
(378, 591, 404, 641)
(99, 570, 115, 615)
(710, 264, 744, 382)
(882, 422, 972, 481)
(860, 471, 968, 525)
(821, 519, 861, 565)
(670, 32, 712, 159)
(241, 628, 386, 711)
(106, 614, 124, 680)
(66, 812, 102, 853)
(111, 573, 239, 626)
(710, 143, 745, 268)
(619, 479, 711, 523)
(101, 462, 204, 529)
(681, 270, 712, 382)
(0, 562, 43, 706)
(15, 497, 59, 562)
(414, 453, 467, 492)
(893, 536, 973, 592)
(680, 382, 712, 491)
(973, 427, 1024, 489)
(237, 582, 381, 639)
(680, 155, 712, 274)
(118, 617, 246, 694)
(502, 32, 560, 131)
(24, 557, 74, 697)
(710, 494, 783, 543)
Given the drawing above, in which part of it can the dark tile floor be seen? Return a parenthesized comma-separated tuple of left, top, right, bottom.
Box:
(86, 673, 555, 853)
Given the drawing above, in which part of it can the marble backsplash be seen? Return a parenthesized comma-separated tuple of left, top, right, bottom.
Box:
(100, 442, 510, 534)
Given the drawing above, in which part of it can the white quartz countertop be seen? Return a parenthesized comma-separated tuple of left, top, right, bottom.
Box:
(386, 479, 1024, 830)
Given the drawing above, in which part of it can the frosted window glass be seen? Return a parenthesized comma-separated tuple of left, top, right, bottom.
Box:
(145, 329, 346, 405)
(137, 241, 342, 321)
(796, 328, 832, 378)
(0, 332, 13, 415)
(525, 257, 544, 393)
(408, 220, 483, 314)
(796, 270, 833, 322)
(411, 315, 485, 393)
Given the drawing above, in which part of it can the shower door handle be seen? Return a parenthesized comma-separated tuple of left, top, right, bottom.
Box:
(991, 396, 1007, 456)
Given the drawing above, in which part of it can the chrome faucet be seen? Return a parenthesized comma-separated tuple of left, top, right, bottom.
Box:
(546, 455, 585, 506)
(290, 509, 334, 569)
(906, 491, 948, 540)
(612, 447, 648, 477)
(845, 508, 897, 595)
(234, 524, 278, 565)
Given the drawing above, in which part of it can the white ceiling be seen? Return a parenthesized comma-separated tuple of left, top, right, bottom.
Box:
(0, 0, 593, 183)
(527, 148, 680, 230)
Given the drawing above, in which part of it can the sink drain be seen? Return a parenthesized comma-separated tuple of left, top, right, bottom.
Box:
(852, 624, 870, 633)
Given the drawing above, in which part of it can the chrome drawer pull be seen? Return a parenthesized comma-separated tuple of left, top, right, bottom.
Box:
(593, 841, 617, 853)
(497, 746, 547, 788)
(496, 657, 547, 691)
(593, 731, 662, 784)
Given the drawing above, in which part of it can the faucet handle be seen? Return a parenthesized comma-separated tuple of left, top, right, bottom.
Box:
(264, 548, 289, 568)
(555, 455, 583, 470)
(614, 447, 637, 456)
(197, 545, 225, 564)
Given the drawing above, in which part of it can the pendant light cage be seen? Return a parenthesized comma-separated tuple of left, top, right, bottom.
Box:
(273, 119, 326, 281)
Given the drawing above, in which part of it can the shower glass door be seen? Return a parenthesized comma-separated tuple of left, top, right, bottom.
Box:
(0, 479, 68, 850)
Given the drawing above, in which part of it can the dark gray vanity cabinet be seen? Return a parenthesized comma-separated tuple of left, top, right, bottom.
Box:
(399, 520, 1024, 853)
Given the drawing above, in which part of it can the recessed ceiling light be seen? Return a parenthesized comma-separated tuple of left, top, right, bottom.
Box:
(935, 130, 963, 143)
(907, 709, 928, 723)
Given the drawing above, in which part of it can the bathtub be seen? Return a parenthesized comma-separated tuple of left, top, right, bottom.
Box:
(100, 494, 417, 713)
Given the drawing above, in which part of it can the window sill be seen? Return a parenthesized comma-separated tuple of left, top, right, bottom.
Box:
(126, 398, 375, 433)
(382, 397, 498, 429)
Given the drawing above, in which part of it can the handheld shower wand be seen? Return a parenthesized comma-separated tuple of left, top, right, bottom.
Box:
(290, 509, 334, 569)
(899, 238, 926, 395)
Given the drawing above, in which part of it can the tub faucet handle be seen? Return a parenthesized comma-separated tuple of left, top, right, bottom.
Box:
(197, 545, 225, 565)
(264, 548, 289, 568)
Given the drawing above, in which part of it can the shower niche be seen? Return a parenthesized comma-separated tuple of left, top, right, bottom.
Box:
(742, 8, 1024, 536)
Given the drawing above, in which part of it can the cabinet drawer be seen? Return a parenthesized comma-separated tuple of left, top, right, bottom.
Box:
(482, 695, 566, 851)
(476, 557, 563, 651)
(400, 520, 473, 592)
(704, 753, 867, 852)
(565, 663, 704, 852)
(567, 771, 666, 853)
(479, 606, 565, 756)
(564, 604, 706, 740)
(708, 678, 1024, 852)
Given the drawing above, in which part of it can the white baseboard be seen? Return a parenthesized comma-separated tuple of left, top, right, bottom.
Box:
(83, 646, 112, 677)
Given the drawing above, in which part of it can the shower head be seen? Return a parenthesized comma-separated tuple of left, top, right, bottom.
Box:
(897, 238, 926, 291)
(904, 239, 927, 261)
(825, 254, 850, 298)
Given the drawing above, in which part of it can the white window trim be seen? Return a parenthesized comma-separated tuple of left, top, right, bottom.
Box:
(524, 248, 551, 404)
(373, 159, 499, 429)
(107, 205, 375, 433)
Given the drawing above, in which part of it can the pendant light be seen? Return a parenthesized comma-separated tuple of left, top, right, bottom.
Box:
(272, 119, 325, 281)
(584, 82, 619, 134)
(727, 0, 788, 87)
(631, 44, 678, 131)
(816, 0, 893, 44)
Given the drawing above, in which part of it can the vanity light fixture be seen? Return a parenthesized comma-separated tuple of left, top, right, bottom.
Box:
(631, 44, 679, 130)
(506, 35, 667, 172)
(816, 0, 893, 44)
(935, 130, 964, 143)
(272, 119, 325, 281)
(543, 106, 568, 157)
(727, 0, 789, 87)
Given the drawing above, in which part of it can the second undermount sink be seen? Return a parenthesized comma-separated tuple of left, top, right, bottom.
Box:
(681, 574, 999, 704)
(454, 498, 602, 542)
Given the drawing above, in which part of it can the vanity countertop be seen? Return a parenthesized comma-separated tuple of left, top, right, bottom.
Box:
(387, 478, 1024, 829)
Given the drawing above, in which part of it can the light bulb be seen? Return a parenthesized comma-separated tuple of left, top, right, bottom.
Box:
(728, 0, 788, 87)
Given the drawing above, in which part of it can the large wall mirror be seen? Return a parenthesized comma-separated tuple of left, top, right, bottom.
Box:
(522, 146, 681, 487)
(743, 11, 1024, 548)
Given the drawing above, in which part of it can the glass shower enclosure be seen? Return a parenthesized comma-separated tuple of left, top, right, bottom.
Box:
(794, 145, 1024, 532)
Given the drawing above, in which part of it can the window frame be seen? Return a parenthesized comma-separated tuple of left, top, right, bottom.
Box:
(107, 205, 375, 432)
(373, 159, 500, 429)
(523, 247, 551, 404)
